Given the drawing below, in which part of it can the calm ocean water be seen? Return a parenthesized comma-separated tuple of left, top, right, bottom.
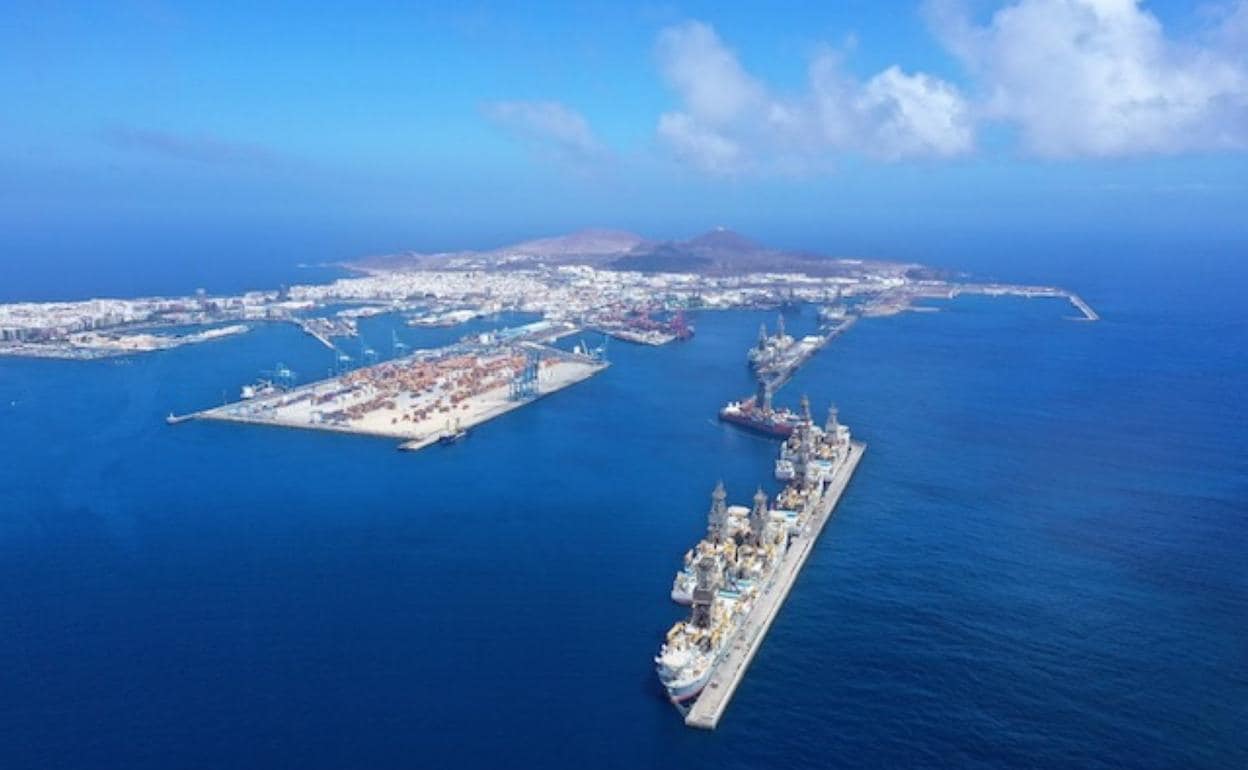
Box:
(0, 252, 1245, 769)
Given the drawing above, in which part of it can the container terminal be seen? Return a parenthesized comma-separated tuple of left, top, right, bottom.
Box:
(172, 332, 606, 451)
(658, 396, 864, 729)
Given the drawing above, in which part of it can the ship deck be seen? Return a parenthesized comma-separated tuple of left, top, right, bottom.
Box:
(683, 440, 866, 730)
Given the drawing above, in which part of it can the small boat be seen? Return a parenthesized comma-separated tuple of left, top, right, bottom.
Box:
(437, 418, 468, 446)
(438, 429, 468, 445)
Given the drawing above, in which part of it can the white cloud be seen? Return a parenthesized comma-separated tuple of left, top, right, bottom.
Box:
(926, 0, 1248, 157)
(491, 4, 1248, 175)
(653, 21, 973, 174)
(655, 21, 766, 125)
(656, 112, 744, 172)
(483, 100, 608, 164)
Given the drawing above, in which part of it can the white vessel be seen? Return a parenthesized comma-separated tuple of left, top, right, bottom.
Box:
(656, 484, 789, 704)
(657, 396, 854, 711)
(670, 567, 695, 605)
(746, 314, 795, 371)
(818, 304, 848, 323)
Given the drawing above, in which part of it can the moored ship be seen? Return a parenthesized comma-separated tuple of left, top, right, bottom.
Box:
(437, 417, 468, 445)
(718, 383, 802, 438)
(658, 395, 856, 714)
(656, 483, 785, 704)
(747, 314, 795, 371)
(240, 363, 295, 400)
(240, 379, 282, 400)
(754, 334, 825, 386)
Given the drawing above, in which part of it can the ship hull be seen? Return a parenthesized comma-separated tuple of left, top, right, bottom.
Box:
(718, 409, 794, 438)
(661, 668, 712, 704)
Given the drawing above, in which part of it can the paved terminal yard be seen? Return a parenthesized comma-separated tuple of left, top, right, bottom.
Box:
(684, 441, 866, 730)
(188, 341, 607, 451)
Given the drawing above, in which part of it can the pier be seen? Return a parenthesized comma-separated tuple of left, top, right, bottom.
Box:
(684, 440, 866, 730)
(756, 316, 855, 394)
(1067, 293, 1099, 321)
(292, 317, 353, 350)
(945, 284, 1099, 321)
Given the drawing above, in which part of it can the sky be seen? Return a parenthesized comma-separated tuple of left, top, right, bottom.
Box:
(2, 0, 1246, 280)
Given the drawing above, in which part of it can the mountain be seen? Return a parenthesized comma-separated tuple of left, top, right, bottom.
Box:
(493, 229, 645, 259)
(348, 228, 911, 278)
(609, 228, 838, 275)
(683, 227, 764, 256)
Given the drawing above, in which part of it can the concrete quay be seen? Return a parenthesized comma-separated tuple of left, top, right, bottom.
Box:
(684, 440, 866, 730)
(946, 284, 1099, 321)
(759, 317, 855, 393)
(173, 342, 607, 451)
(1067, 293, 1099, 321)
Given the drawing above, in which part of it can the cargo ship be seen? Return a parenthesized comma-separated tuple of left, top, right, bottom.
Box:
(240, 379, 282, 400)
(593, 310, 694, 346)
(240, 364, 296, 400)
(718, 383, 801, 438)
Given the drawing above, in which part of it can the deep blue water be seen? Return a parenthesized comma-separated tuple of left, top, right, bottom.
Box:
(0, 231, 355, 302)
(1, 256, 1245, 769)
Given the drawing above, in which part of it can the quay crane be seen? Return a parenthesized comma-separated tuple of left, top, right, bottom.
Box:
(263, 362, 297, 388)
(573, 334, 609, 362)
(509, 347, 541, 400)
(330, 345, 354, 376)
(239, 362, 297, 400)
(392, 330, 409, 358)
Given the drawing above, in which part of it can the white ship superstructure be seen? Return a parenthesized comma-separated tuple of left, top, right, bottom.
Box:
(656, 483, 789, 704)
(774, 397, 851, 485)
(746, 314, 795, 371)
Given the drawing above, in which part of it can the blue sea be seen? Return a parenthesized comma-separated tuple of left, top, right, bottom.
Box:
(0, 246, 1245, 769)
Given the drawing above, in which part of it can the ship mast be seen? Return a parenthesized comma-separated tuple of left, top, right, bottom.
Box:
(707, 480, 728, 542)
(755, 381, 773, 413)
(690, 555, 719, 629)
(750, 486, 769, 544)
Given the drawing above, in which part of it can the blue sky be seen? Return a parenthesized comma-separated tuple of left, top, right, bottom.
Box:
(2, 0, 1246, 270)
